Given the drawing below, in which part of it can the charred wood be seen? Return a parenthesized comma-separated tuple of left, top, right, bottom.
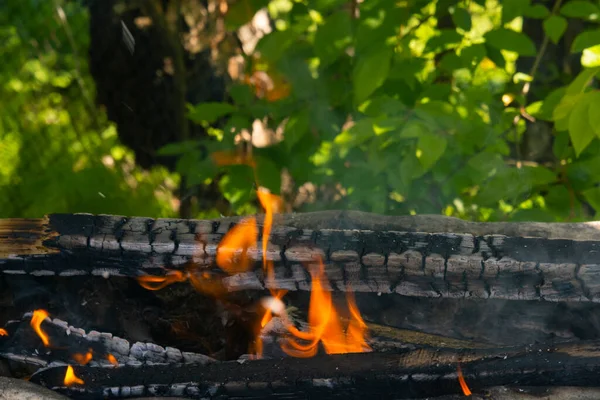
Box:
(2, 212, 600, 302)
(0, 313, 214, 378)
(29, 339, 600, 399)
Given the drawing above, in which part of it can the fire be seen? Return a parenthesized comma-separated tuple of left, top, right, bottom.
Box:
(278, 260, 370, 357)
(30, 309, 50, 347)
(64, 365, 84, 386)
(137, 270, 187, 291)
(457, 364, 472, 396)
(135, 151, 371, 360)
(216, 217, 258, 274)
(72, 350, 93, 365)
(107, 353, 119, 366)
(0, 328, 7, 336)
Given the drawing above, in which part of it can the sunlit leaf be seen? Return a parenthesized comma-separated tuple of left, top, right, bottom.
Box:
(582, 45, 600, 67)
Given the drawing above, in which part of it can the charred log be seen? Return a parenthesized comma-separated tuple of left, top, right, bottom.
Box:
(2, 212, 600, 301)
(29, 339, 600, 399)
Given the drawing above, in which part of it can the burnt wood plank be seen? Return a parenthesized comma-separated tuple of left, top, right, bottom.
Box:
(30, 339, 600, 399)
(1, 213, 600, 301)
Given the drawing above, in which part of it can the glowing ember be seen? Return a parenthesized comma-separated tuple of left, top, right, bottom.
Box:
(457, 364, 472, 396)
(216, 217, 258, 274)
(107, 353, 118, 366)
(64, 365, 84, 386)
(30, 309, 50, 347)
(72, 350, 93, 365)
(0, 328, 7, 336)
(137, 270, 187, 291)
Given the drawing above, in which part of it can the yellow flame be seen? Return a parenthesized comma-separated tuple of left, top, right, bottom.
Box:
(30, 309, 50, 347)
(64, 365, 84, 386)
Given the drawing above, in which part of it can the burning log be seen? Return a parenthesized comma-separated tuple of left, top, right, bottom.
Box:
(1, 211, 600, 302)
(0, 312, 214, 376)
(27, 339, 600, 399)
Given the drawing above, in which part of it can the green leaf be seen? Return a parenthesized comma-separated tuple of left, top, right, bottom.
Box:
(254, 156, 281, 194)
(439, 52, 464, 72)
(560, 1, 600, 19)
(229, 84, 254, 106)
(417, 133, 447, 170)
(314, 11, 353, 67)
(284, 110, 311, 151)
(334, 119, 375, 146)
(219, 166, 255, 209)
(157, 140, 203, 155)
(400, 120, 430, 138)
(582, 187, 600, 214)
(452, 7, 472, 31)
(582, 44, 600, 67)
(484, 28, 536, 56)
(524, 4, 550, 18)
(424, 30, 462, 53)
(568, 94, 596, 156)
(353, 46, 393, 105)
(502, 0, 531, 24)
(587, 91, 600, 137)
(255, 30, 298, 62)
(543, 15, 568, 45)
(538, 87, 566, 121)
(553, 131, 571, 158)
(188, 102, 237, 124)
(484, 44, 507, 68)
(571, 30, 600, 53)
(566, 66, 600, 95)
(459, 44, 487, 68)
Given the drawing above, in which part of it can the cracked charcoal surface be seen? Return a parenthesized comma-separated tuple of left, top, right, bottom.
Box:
(0, 313, 215, 371)
(3, 213, 600, 302)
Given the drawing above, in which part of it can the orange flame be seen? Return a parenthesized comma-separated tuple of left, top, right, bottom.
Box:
(64, 365, 84, 386)
(0, 328, 7, 336)
(72, 350, 93, 365)
(134, 153, 371, 361)
(137, 270, 187, 291)
(457, 364, 472, 396)
(188, 270, 227, 297)
(216, 217, 258, 274)
(107, 353, 118, 366)
(30, 309, 50, 347)
(279, 259, 371, 357)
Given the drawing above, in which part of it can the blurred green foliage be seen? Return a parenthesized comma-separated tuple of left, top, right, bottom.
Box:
(5, 0, 600, 223)
(0, 0, 178, 218)
(174, 0, 600, 222)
